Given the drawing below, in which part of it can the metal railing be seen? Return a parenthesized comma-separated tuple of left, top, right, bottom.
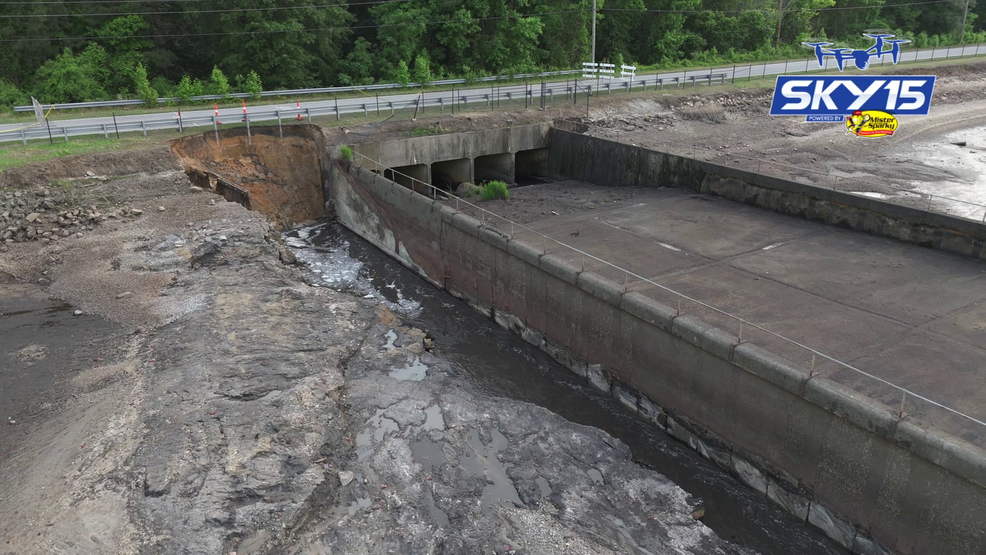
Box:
(12, 69, 584, 112)
(5, 41, 985, 147)
(12, 42, 985, 114)
(0, 84, 608, 144)
(350, 150, 986, 445)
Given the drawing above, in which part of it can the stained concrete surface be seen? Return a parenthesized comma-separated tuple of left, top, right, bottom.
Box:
(507, 184, 986, 447)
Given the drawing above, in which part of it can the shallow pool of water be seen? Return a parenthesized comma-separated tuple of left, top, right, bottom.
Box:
(899, 126, 986, 220)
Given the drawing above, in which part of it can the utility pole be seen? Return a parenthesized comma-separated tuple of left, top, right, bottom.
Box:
(960, 0, 970, 43)
(775, 0, 783, 44)
(591, 0, 597, 64)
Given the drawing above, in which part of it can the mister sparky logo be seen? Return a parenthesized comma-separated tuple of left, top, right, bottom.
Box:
(846, 110, 898, 137)
(770, 32, 934, 138)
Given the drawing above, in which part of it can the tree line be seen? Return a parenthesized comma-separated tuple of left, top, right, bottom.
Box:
(0, 0, 982, 107)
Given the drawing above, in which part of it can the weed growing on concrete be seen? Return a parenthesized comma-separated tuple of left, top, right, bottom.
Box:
(410, 124, 451, 137)
(340, 145, 353, 163)
(480, 180, 509, 201)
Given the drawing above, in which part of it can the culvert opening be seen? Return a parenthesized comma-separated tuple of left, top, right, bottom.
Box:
(171, 125, 327, 226)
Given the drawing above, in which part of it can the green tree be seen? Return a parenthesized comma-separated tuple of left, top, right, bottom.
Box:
(815, 0, 885, 40)
(0, 79, 27, 109)
(412, 53, 432, 84)
(132, 63, 159, 106)
(597, 0, 646, 65)
(395, 60, 410, 87)
(0, 1, 67, 87)
(776, 0, 836, 44)
(338, 37, 376, 85)
(217, 0, 353, 88)
(534, 0, 593, 69)
(33, 45, 110, 103)
(150, 76, 175, 98)
(371, 2, 428, 71)
(244, 71, 263, 98)
(92, 16, 153, 96)
(209, 66, 231, 98)
(642, 0, 704, 63)
(175, 75, 205, 103)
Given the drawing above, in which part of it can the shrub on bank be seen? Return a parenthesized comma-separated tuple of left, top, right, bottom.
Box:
(480, 180, 509, 201)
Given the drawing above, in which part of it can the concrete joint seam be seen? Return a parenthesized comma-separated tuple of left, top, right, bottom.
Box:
(670, 315, 735, 362)
(538, 253, 580, 286)
(576, 271, 623, 306)
(449, 211, 482, 238)
(731, 342, 808, 398)
(619, 291, 676, 332)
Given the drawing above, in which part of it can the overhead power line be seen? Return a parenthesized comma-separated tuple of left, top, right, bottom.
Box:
(4, 1, 366, 17)
(0, 0, 402, 14)
(0, 0, 384, 4)
(0, 8, 589, 42)
(600, 0, 951, 13)
(0, 0, 957, 38)
(1, 0, 953, 18)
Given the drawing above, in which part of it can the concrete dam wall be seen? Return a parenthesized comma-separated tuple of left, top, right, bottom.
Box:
(328, 126, 985, 555)
(350, 123, 551, 190)
(548, 129, 986, 262)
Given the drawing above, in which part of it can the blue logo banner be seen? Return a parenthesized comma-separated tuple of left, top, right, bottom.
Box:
(770, 75, 936, 116)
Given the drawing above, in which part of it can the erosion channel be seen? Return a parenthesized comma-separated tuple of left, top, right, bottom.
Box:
(175, 125, 844, 552)
(287, 221, 845, 554)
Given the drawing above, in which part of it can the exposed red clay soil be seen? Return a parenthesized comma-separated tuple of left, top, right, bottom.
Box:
(171, 126, 326, 225)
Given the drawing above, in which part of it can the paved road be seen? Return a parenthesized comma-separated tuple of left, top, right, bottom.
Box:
(1, 44, 982, 143)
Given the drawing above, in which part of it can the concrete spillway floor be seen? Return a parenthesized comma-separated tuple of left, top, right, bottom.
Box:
(502, 184, 986, 448)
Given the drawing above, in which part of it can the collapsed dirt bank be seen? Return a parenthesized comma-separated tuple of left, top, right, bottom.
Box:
(0, 139, 734, 553)
(172, 126, 327, 226)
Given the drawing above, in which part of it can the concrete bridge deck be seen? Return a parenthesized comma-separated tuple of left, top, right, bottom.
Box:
(507, 184, 986, 448)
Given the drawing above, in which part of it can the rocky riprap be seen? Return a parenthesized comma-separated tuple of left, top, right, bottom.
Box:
(0, 180, 147, 251)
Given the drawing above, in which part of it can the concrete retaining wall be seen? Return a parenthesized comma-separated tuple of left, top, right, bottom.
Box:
(329, 156, 986, 555)
(548, 129, 986, 261)
(352, 123, 551, 170)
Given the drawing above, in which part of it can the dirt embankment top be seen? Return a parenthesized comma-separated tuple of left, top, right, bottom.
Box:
(0, 146, 178, 190)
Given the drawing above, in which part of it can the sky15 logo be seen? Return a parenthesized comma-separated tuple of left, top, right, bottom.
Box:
(768, 33, 936, 137)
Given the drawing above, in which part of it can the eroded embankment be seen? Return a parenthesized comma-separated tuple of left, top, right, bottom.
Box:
(172, 126, 327, 225)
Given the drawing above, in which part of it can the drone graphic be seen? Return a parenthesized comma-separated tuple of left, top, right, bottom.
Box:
(803, 33, 911, 71)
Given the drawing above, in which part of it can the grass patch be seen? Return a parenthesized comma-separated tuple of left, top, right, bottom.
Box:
(340, 145, 353, 162)
(480, 180, 509, 201)
(410, 124, 451, 137)
(0, 134, 167, 172)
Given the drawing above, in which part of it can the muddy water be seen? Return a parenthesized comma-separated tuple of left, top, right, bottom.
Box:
(899, 125, 986, 220)
(287, 223, 847, 554)
(0, 277, 121, 449)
